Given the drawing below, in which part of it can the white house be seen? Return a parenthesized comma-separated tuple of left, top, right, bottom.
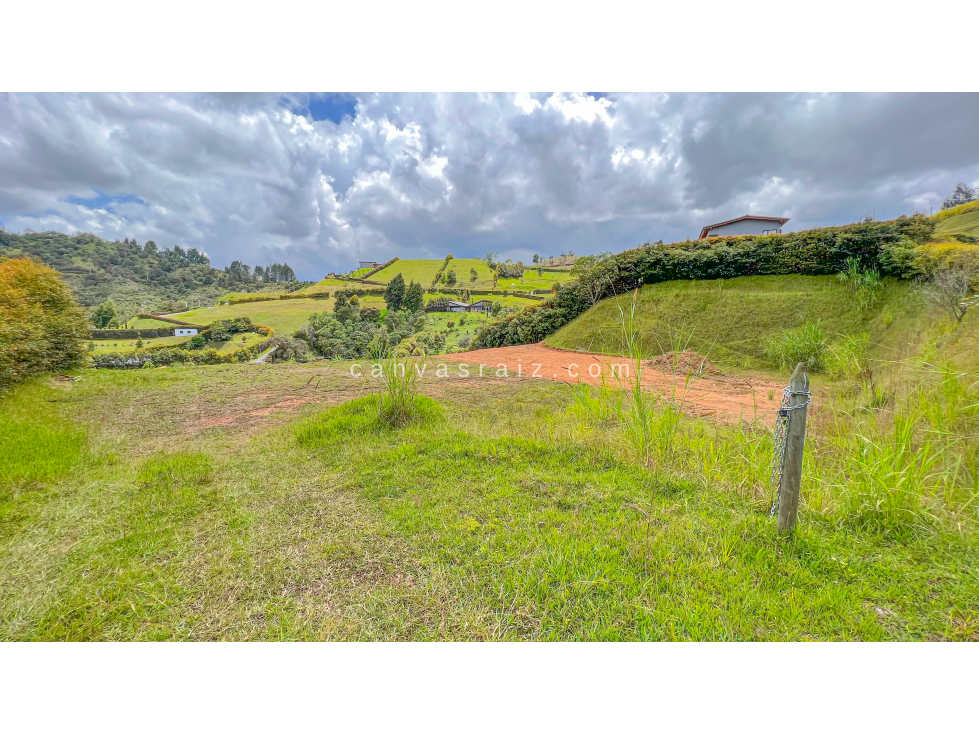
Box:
(446, 300, 470, 313)
(174, 328, 199, 337)
(699, 215, 790, 239)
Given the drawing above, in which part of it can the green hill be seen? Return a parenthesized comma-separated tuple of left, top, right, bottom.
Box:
(0, 229, 307, 315)
(933, 201, 979, 241)
(371, 258, 497, 288)
(546, 275, 924, 369)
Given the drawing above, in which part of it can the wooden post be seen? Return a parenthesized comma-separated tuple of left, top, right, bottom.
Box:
(777, 362, 809, 533)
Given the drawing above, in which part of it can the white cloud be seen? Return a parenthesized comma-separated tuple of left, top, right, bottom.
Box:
(1, 92, 977, 279)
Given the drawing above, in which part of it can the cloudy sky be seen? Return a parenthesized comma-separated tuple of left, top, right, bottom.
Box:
(1, 92, 977, 279)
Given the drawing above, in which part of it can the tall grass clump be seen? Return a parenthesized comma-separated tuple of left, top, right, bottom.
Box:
(837, 257, 883, 311)
(766, 322, 829, 372)
(378, 354, 423, 428)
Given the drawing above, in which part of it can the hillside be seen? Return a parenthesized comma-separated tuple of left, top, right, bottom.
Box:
(0, 230, 306, 315)
(933, 201, 979, 241)
(545, 275, 923, 369)
(371, 258, 496, 288)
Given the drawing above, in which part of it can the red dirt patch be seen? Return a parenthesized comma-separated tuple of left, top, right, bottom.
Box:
(247, 397, 312, 416)
(648, 350, 721, 376)
(440, 343, 785, 425)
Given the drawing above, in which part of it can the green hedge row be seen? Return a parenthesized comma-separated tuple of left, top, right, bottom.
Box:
(473, 216, 935, 349)
(90, 328, 175, 339)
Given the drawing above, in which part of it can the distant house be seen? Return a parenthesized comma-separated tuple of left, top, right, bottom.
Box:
(469, 299, 493, 314)
(445, 300, 470, 313)
(699, 215, 790, 239)
(174, 328, 199, 337)
(358, 260, 379, 270)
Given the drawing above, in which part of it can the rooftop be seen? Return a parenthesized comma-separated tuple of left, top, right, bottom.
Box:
(699, 215, 790, 239)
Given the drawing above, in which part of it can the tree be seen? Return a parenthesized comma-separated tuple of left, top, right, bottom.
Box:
(446, 269, 458, 286)
(484, 251, 499, 269)
(469, 267, 478, 283)
(384, 273, 407, 310)
(490, 300, 503, 316)
(532, 254, 540, 264)
(91, 298, 119, 328)
(404, 280, 425, 312)
(943, 182, 977, 210)
(1, 257, 89, 391)
(920, 265, 977, 322)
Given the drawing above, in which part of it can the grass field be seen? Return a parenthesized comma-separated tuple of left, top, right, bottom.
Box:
(89, 332, 266, 355)
(495, 269, 574, 291)
(546, 275, 921, 368)
(933, 200, 979, 239)
(90, 335, 191, 353)
(373, 258, 497, 288)
(178, 297, 362, 335)
(127, 316, 184, 330)
(1, 352, 977, 640)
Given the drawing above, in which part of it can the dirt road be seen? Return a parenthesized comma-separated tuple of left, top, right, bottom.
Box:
(439, 343, 785, 424)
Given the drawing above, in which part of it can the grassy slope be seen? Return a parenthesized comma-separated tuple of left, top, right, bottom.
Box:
(934, 210, 979, 239)
(178, 297, 382, 334)
(1, 364, 976, 640)
(373, 259, 496, 287)
(546, 275, 921, 367)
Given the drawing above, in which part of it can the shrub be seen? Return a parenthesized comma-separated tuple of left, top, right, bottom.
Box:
(766, 322, 829, 372)
(447, 320, 455, 329)
(458, 335, 472, 350)
(0, 256, 89, 391)
(186, 334, 206, 349)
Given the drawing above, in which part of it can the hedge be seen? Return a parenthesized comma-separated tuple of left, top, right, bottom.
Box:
(473, 216, 935, 349)
(361, 257, 399, 279)
(91, 341, 266, 369)
(90, 328, 175, 339)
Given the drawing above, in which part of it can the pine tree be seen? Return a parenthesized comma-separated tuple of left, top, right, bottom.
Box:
(385, 273, 407, 310)
(91, 298, 119, 328)
(943, 182, 977, 210)
(404, 280, 424, 312)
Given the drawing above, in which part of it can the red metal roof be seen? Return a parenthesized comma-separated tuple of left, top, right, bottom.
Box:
(699, 215, 790, 239)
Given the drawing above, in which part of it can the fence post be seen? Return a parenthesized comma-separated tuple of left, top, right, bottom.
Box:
(777, 362, 809, 533)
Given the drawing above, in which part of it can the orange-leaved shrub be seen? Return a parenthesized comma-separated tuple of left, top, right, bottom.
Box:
(0, 256, 89, 391)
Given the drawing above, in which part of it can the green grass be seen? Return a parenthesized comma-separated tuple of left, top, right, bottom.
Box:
(90, 335, 192, 353)
(0, 358, 976, 640)
(127, 316, 185, 330)
(373, 258, 496, 288)
(546, 275, 920, 369)
(495, 269, 574, 291)
(934, 207, 979, 239)
(420, 312, 491, 349)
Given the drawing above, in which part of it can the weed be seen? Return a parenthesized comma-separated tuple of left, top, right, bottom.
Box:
(766, 322, 829, 372)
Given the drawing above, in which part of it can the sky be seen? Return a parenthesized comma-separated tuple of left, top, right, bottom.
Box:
(1, 92, 977, 280)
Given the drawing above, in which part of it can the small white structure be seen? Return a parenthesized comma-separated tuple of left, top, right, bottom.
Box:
(175, 328, 199, 337)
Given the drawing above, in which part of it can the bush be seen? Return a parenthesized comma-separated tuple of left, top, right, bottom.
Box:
(186, 334, 206, 349)
(447, 320, 455, 329)
(0, 256, 89, 391)
(766, 322, 829, 372)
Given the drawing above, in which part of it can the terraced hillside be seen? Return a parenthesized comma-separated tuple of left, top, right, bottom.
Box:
(371, 258, 496, 287)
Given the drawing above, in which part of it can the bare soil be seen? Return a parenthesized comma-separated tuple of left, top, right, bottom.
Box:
(440, 343, 785, 424)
